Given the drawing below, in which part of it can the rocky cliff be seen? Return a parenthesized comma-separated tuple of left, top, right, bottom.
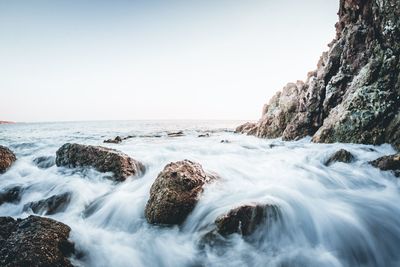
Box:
(237, 0, 400, 150)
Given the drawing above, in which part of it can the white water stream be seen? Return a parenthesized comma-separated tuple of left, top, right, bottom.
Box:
(0, 121, 399, 267)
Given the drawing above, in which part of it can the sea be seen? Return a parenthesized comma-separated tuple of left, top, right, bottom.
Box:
(0, 120, 399, 267)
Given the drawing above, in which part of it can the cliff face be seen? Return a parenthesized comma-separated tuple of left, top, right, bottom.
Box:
(237, 0, 400, 150)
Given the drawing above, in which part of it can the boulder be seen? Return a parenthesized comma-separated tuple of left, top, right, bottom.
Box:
(324, 149, 355, 166)
(33, 156, 56, 169)
(235, 0, 400, 149)
(104, 136, 122, 144)
(0, 215, 75, 267)
(0, 146, 16, 174)
(145, 160, 216, 225)
(215, 203, 280, 236)
(23, 193, 72, 215)
(0, 186, 23, 206)
(55, 143, 145, 182)
(369, 153, 400, 177)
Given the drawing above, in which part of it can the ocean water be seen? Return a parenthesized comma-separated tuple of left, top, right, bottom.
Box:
(0, 120, 399, 267)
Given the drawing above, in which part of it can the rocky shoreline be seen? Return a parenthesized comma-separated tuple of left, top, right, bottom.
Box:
(236, 0, 400, 151)
(1, 135, 400, 266)
(0, 0, 399, 266)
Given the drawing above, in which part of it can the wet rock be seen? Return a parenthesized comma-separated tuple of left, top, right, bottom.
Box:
(0, 215, 75, 267)
(236, 0, 400, 149)
(24, 193, 72, 215)
(198, 133, 210, 138)
(369, 153, 400, 177)
(0, 146, 16, 174)
(324, 149, 355, 166)
(145, 160, 216, 225)
(235, 122, 257, 135)
(56, 143, 145, 182)
(104, 136, 122, 144)
(33, 155, 56, 169)
(167, 131, 185, 137)
(0, 186, 23, 206)
(215, 204, 280, 236)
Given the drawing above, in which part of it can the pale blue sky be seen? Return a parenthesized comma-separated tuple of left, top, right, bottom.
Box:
(0, 0, 339, 122)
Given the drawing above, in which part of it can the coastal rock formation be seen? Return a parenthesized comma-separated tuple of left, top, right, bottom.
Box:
(215, 203, 281, 236)
(145, 160, 216, 225)
(56, 143, 145, 182)
(23, 193, 72, 215)
(0, 215, 75, 267)
(369, 153, 400, 177)
(237, 0, 400, 150)
(325, 149, 355, 166)
(0, 146, 16, 174)
(0, 186, 23, 206)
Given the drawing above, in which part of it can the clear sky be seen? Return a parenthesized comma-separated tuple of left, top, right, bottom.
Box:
(0, 0, 339, 122)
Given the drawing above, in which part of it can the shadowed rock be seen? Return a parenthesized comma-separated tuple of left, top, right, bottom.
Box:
(369, 153, 400, 177)
(0, 215, 75, 267)
(56, 143, 145, 182)
(0, 186, 23, 206)
(236, 0, 400, 150)
(0, 146, 16, 174)
(215, 203, 281, 236)
(24, 193, 72, 215)
(325, 149, 355, 166)
(33, 156, 56, 169)
(145, 160, 217, 225)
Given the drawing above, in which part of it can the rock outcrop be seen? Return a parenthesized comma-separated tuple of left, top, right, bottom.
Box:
(0, 215, 75, 267)
(324, 149, 355, 166)
(145, 160, 216, 225)
(237, 0, 400, 150)
(369, 153, 400, 177)
(0, 146, 16, 174)
(23, 193, 72, 215)
(215, 203, 281, 236)
(56, 143, 145, 182)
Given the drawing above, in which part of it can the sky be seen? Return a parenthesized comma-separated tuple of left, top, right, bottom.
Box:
(0, 0, 339, 122)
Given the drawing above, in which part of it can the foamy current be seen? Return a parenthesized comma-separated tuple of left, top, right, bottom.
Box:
(0, 120, 399, 267)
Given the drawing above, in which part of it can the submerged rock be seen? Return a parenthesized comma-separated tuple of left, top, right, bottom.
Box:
(0, 186, 23, 206)
(236, 0, 400, 150)
(145, 160, 216, 225)
(56, 143, 145, 182)
(104, 136, 123, 144)
(215, 203, 281, 236)
(33, 155, 56, 169)
(0, 215, 75, 267)
(23, 193, 72, 215)
(369, 153, 400, 177)
(325, 149, 355, 166)
(0, 146, 16, 174)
